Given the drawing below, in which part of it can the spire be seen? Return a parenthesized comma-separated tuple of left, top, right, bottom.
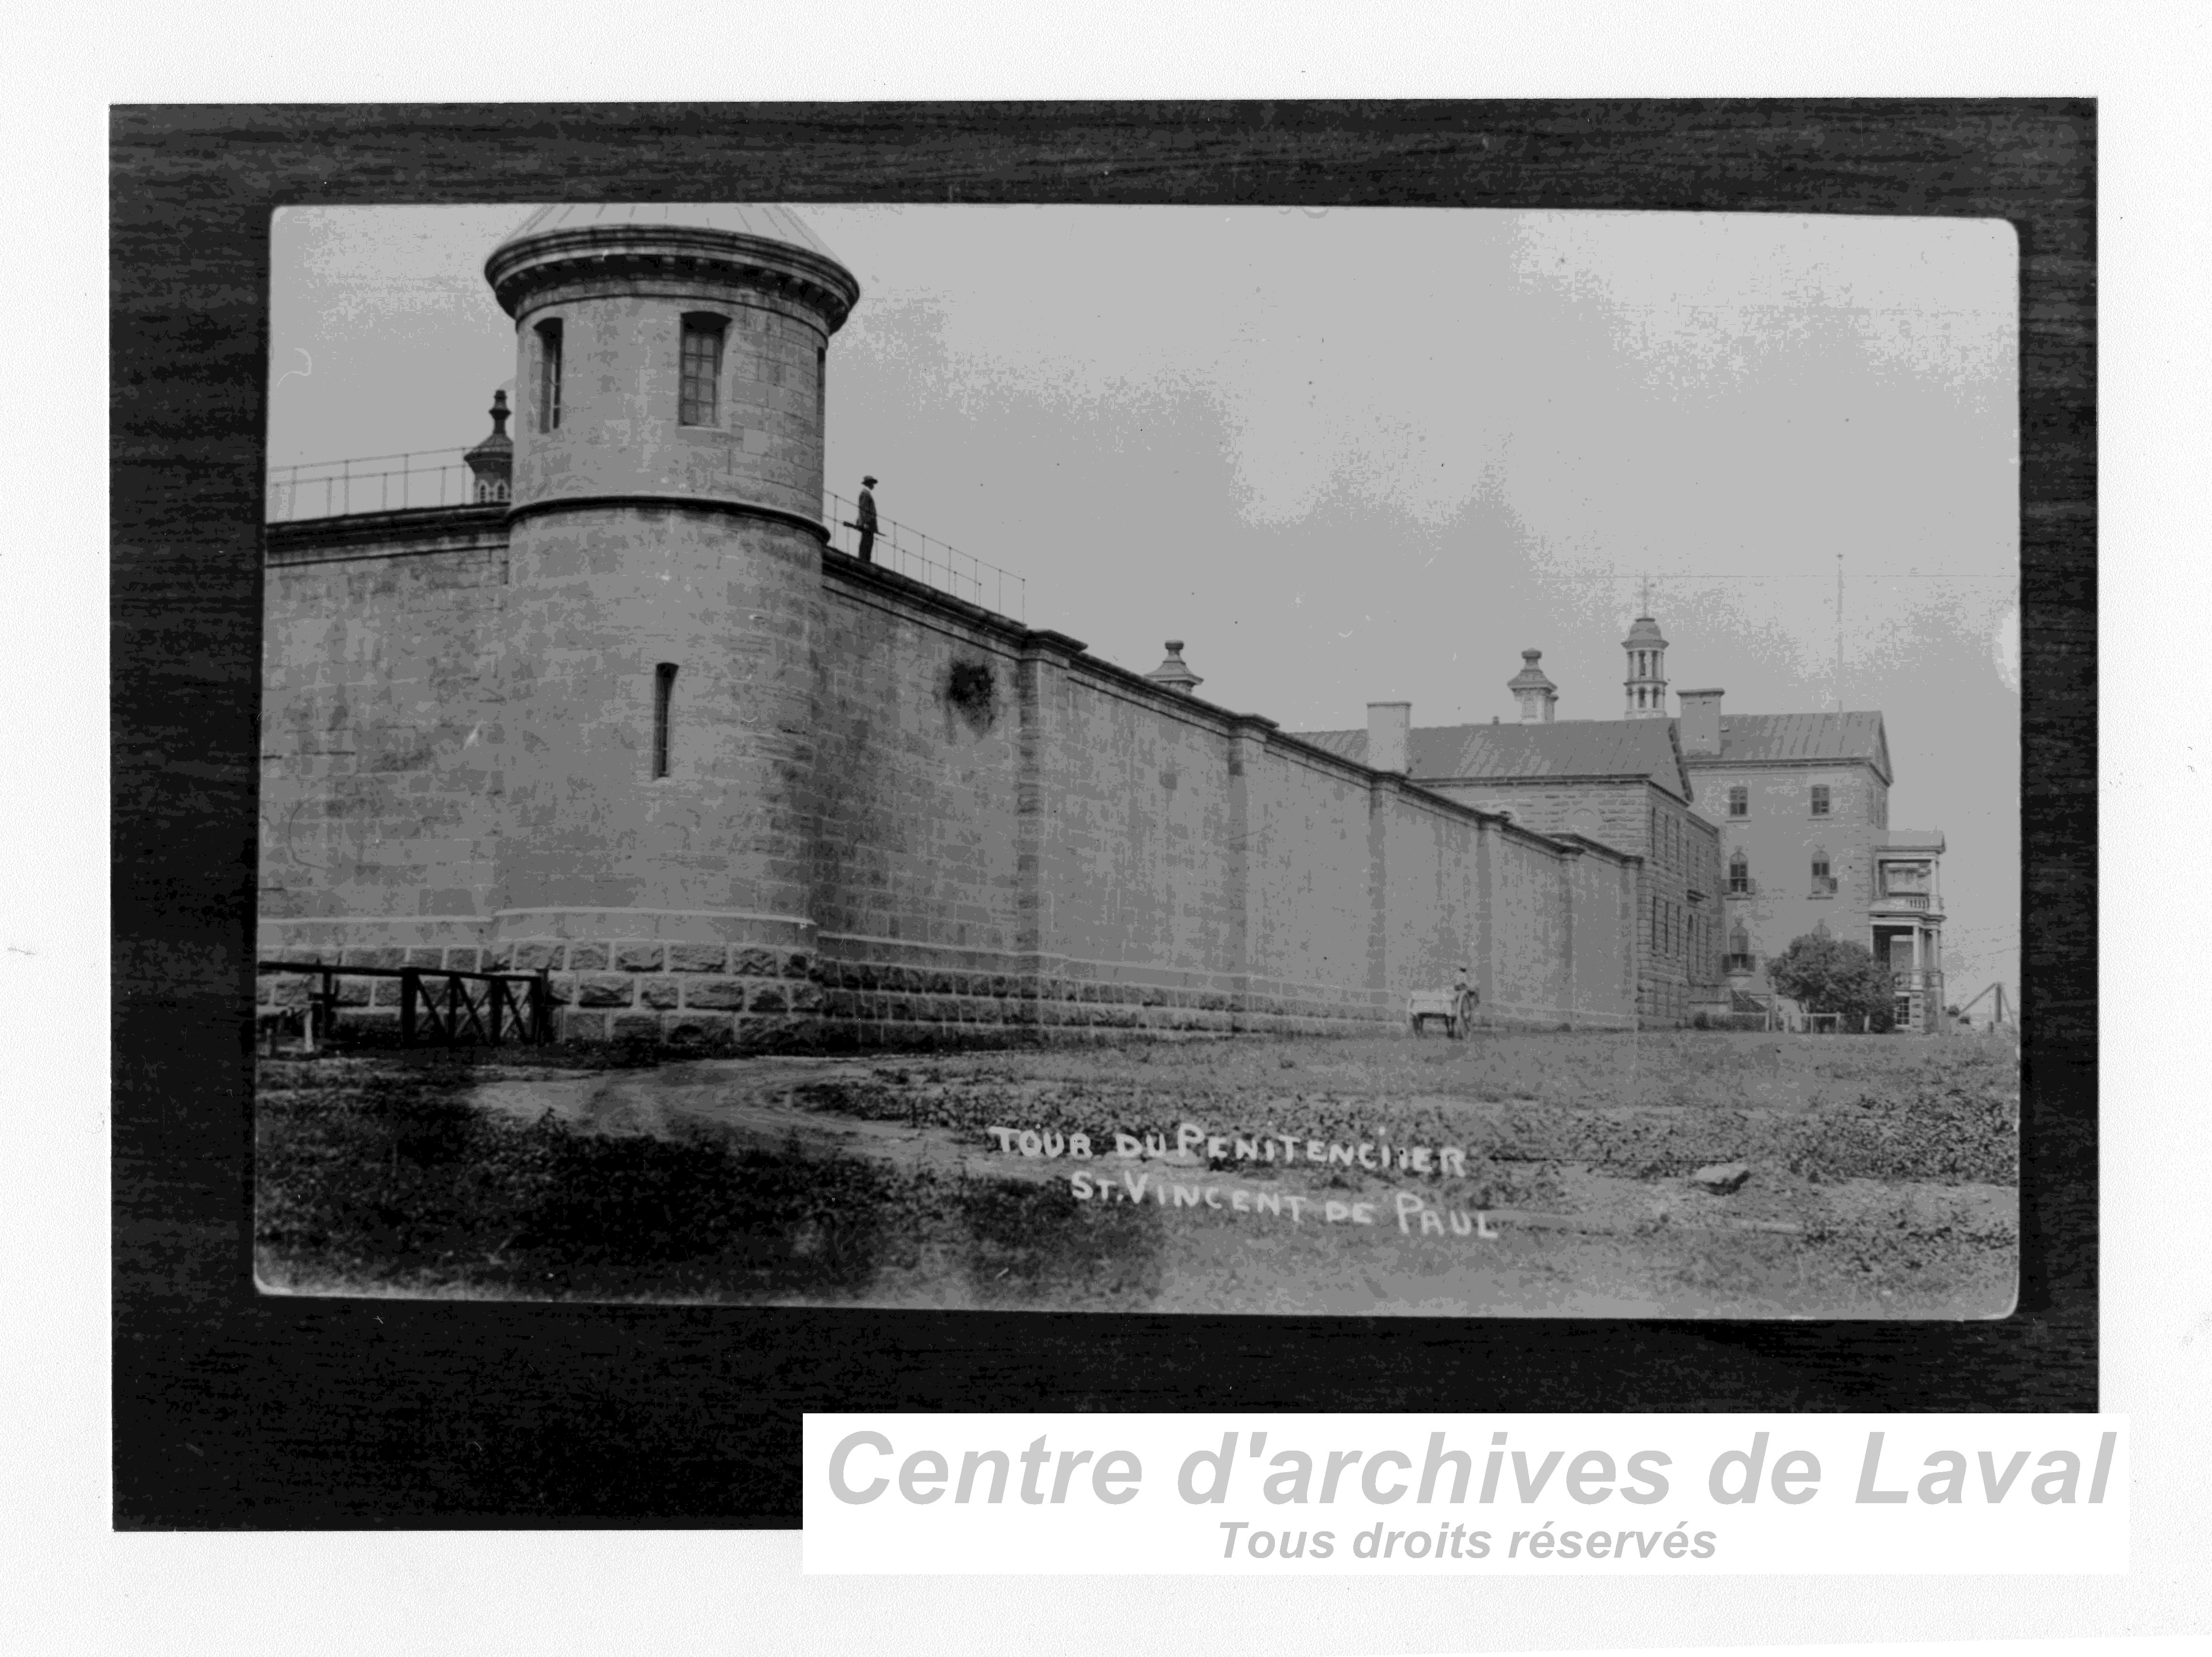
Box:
(1506, 648, 1558, 723)
(463, 389, 513, 504)
(1622, 610, 1669, 720)
(1145, 640, 1203, 696)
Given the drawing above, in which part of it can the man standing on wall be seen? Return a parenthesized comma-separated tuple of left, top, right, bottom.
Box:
(849, 474, 879, 563)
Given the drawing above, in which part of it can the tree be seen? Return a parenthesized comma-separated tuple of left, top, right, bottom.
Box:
(1767, 931, 1895, 1033)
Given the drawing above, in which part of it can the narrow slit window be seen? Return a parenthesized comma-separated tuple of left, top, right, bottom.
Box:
(816, 344, 827, 433)
(535, 319, 563, 431)
(680, 314, 725, 427)
(653, 663, 678, 778)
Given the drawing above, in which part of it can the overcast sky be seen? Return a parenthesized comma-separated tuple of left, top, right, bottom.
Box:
(268, 204, 2019, 1002)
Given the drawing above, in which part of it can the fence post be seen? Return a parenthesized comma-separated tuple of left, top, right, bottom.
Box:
(400, 968, 417, 1047)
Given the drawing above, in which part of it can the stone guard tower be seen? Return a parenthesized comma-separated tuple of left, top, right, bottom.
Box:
(483, 204, 861, 1030)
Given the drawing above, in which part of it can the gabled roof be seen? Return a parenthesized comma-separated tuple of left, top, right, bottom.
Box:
(1684, 711, 1891, 783)
(1294, 719, 1694, 802)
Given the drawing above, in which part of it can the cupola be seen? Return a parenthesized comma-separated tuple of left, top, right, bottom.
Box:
(1623, 613, 1669, 719)
(1507, 649, 1558, 723)
(462, 389, 513, 504)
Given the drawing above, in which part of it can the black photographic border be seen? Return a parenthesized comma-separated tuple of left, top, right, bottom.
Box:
(112, 100, 2093, 1528)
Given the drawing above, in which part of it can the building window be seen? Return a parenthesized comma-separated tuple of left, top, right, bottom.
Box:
(1728, 852, 1750, 895)
(652, 663, 678, 778)
(816, 344, 827, 434)
(535, 320, 563, 432)
(1811, 783, 1831, 817)
(1726, 924, 1754, 974)
(1727, 785, 1748, 818)
(1811, 849, 1836, 895)
(680, 314, 726, 427)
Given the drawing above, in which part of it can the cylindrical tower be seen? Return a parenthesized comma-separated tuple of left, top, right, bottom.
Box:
(482, 204, 860, 1014)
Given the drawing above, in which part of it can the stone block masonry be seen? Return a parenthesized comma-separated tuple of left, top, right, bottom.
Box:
(260, 541, 1642, 1047)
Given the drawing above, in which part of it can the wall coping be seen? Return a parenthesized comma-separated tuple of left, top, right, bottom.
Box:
(264, 503, 508, 561)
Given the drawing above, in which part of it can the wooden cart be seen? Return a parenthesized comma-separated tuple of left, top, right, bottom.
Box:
(1407, 986, 1478, 1039)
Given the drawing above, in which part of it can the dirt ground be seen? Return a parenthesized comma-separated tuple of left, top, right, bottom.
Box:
(254, 1028, 2018, 1318)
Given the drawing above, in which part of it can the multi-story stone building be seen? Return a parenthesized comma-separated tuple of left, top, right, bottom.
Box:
(1295, 609, 1952, 1033)
(1672, 682, 1946, 1033)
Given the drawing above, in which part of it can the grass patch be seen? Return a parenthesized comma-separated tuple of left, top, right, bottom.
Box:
(257, 1057, 908, 1301)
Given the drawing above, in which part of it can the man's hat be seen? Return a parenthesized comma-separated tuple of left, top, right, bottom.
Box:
(862, 475, 878, 486)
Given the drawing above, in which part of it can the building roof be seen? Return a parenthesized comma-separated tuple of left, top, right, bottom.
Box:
(494, 203, 840, 264)
(1684, 711, 1891, 782)
(1877, 828, 1945, 853)
(1294, 718, 1694, 801)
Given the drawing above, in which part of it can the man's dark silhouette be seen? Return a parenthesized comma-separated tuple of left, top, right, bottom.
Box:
(850, 474, 879, 563)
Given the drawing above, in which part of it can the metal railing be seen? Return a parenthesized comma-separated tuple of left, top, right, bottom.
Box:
(824, 490, 1025, 621)
(256, 961, 553, 1050)
(262, 456, 1027, 623)
(267, 448, 492, 522)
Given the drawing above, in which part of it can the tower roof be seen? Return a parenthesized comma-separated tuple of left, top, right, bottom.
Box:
(1506, 648, 1556, 693)
(463, 389, 512, 464)
(1622, 614, 1667, 648)
(484, 202, 859, 327)
(492, 202, 844, 266)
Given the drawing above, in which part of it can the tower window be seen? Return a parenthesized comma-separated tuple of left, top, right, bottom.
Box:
(1727, 785, 1748, 818)
(652, 663, 678, 778)
(816, 344, 827, 434)
(535, 319, 563, 432)
(680, 314, 726, 427)
(1811, 849, 1836, 895)
(1728, 852, 1750, 895)
(1811, 784, 1831, 816)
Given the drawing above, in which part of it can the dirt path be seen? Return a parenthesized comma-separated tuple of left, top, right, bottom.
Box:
(457, 1058, 2017, 1318)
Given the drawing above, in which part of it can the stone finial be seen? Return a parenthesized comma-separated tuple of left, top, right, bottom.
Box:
(1145, 640, 1203, 695)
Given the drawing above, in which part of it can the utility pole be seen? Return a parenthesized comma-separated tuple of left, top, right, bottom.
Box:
(1834, 552, 1845, 712)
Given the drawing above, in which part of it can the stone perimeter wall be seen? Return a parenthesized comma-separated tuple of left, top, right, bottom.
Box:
(259, 527, 1646, 1047)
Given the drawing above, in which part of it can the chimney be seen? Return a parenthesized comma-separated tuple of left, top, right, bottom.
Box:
(1144, 640, 1203, 696)
(1678, 688, 1725, 757)
(1506, 649, 1558, 723)
(1367, 701, 1412, 775)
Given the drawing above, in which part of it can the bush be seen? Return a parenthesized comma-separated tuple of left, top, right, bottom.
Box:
(1768, 932, 1895, 1033)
